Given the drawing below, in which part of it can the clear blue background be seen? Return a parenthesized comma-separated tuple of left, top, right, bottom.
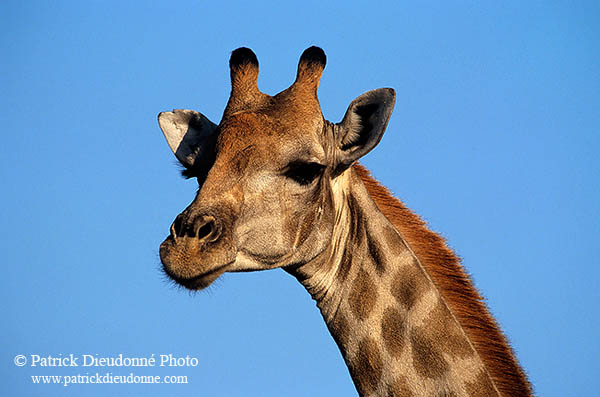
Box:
(2, 1, 598, 396)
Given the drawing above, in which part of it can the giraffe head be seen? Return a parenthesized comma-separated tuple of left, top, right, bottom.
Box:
(158, 47, 395, 290)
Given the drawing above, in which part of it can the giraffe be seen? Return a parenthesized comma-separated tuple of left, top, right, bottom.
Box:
(158, 47, 532, 396)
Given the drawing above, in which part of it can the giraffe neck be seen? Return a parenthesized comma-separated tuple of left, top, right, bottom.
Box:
(287, 169, 499, 396)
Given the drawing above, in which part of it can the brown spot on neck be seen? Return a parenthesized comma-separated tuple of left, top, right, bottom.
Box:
(389, 375, 414, 397)
(336, 194, 365, 283)
(348, 269, 378, 321)
(349, 337, 384, 395)
(391, 263, 427, 310)
(367, 230, 386, 275)
(410, 327, 449, 379)
(381, 307, 407, 358)
(348, 194, 365, 250)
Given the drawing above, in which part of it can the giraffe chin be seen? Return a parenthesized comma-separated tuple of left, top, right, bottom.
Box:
(162, 264, 226, 290)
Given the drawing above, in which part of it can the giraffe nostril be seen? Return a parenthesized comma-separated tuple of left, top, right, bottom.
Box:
(183, 223, 196, 238)
(171, 214, 184, 237)
(171, 214, 221, 242)
(197, 222, 213, 240)
(195, 216, 220, 243)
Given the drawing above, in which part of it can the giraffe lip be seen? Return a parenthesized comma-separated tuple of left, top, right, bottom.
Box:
(162, 262, 231, 290)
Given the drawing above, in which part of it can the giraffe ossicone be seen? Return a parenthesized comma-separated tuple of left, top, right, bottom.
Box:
(158, 47, 532, 396)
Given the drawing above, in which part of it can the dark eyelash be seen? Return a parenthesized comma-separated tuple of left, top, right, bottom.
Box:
(284, 162, 326, 186)
(180, 168, 197, 179)
(179, 166, 209, 186)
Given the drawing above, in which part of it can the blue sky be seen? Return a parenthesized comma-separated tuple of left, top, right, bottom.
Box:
(1, 1, 598, 395)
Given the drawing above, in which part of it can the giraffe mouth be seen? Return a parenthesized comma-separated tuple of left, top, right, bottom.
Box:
(162, 261, 231, 290)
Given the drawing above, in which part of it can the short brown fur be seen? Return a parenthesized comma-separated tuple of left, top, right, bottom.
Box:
(425, 301, 474, 358)
(381, 307, 407, 358)
(409, 328, 449, 379)
(354, 164, 532, 396)
(351, 337, 384, 395)
(465, 367, 498, 396)
(389, 375, 413, 397)
(349, 269, 378, 321)
(391, 264, 427, 310)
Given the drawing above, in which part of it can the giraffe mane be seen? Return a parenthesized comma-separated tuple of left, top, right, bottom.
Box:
(354, 163, 533, 396)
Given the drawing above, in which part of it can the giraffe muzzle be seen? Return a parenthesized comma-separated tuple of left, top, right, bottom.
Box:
(160, 209, 236, 290)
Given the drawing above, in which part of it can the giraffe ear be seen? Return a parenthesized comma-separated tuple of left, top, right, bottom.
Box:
(334, 88, 395, 173)
(158, 109, 218, 169)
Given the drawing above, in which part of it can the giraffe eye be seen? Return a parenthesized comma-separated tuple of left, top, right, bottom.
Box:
(284, 162, 325, 186)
